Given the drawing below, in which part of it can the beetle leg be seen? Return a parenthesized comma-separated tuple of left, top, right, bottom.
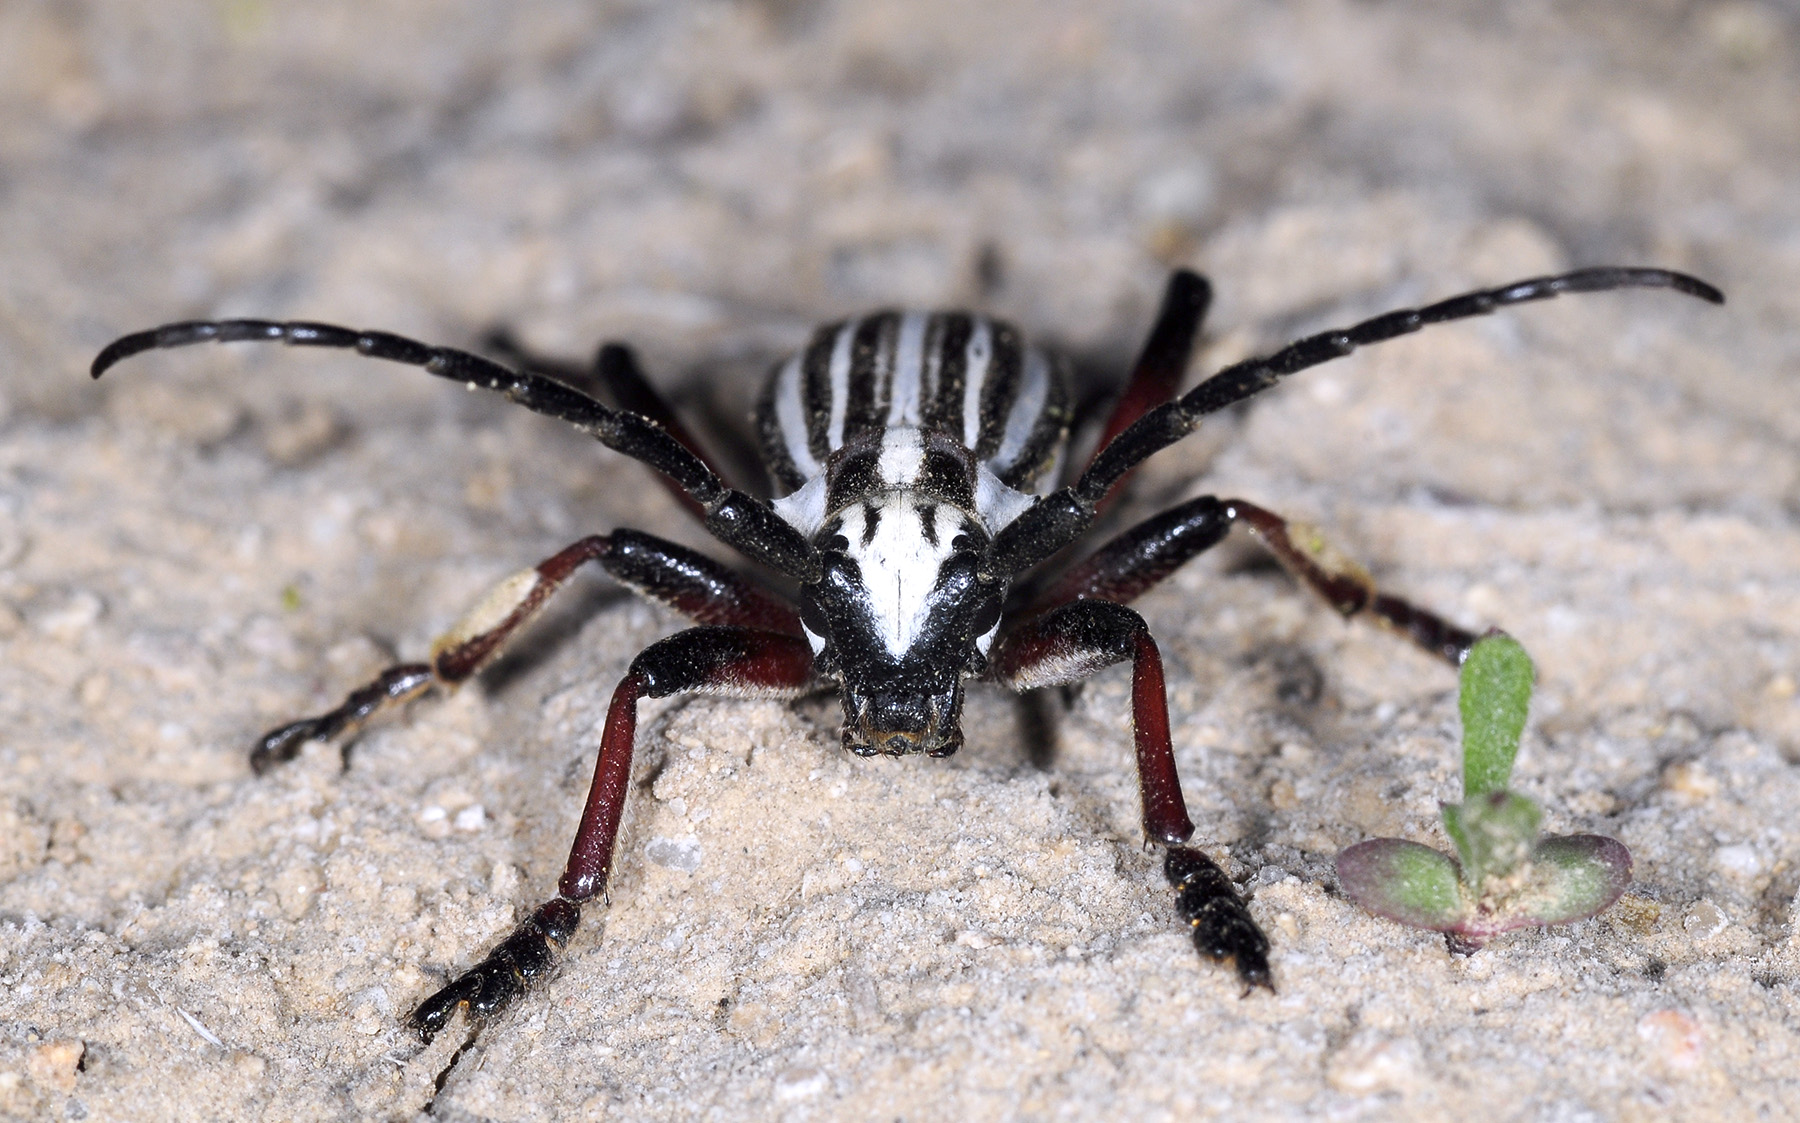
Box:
(251, 531, 802, 773)
(1220, 499, 1477, 665)
(988, 599, 1271, 990)
(1081, 270, 1211, 510)
(1024, 493, 1477, 666)
(409, 625, 815, 1042)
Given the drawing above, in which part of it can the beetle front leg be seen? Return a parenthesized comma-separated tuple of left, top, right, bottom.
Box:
(409, 625, 815, 1042)
(252, 531, 801, 773)
(989, 600, 1271, 989)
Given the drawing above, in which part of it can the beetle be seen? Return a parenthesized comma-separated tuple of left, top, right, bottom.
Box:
(91, 264, 1722, 1041)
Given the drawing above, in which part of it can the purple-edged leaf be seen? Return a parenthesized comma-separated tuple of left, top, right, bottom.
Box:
(1336, 839, 1467, 929)
(1449, 834, 1634, 941)
(1515, 834, 1633, 925)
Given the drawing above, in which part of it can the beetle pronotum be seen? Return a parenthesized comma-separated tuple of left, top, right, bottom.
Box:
(92, 264, 1722, 1040)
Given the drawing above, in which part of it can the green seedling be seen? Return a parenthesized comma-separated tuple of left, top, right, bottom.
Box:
(1335, 632, 1632, 950)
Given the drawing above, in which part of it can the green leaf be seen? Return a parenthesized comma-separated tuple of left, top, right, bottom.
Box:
(1442, 790, 1541, 894)
(1459, 632, 1535, 798)
(1335, 839, 1468, 930)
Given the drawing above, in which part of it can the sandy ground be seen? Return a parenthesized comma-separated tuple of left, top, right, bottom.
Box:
(2, 1, 1797, 1120)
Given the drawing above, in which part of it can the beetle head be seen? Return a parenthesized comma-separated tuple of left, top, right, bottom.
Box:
(799, 498, 1005, 757)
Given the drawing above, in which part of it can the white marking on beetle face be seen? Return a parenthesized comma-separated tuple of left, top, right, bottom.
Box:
(836, 493, 968, 657)
(973, 463, 1036, 532)
(976, 616, 1002, 656)
(772, 472, 828, 536)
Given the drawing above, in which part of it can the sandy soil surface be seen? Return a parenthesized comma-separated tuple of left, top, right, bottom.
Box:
(2, 2, 1797, 1120)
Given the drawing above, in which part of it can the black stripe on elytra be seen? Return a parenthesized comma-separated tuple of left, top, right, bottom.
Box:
(926, 313, 974, 439)
(916, 314, 945, 422)
(754, 371, 803, 492)
(995, 355, 1072, 489)
(844, 312, 894, 442)
(860, 502, 882, 545)
(974, 321, 1023, 462)
(800, 323, 840, 465)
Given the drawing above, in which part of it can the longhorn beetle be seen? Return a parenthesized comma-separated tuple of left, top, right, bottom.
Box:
(91, 264, 1723, 1041)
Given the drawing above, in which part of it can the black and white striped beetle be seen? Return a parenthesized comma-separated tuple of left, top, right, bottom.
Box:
(91, 264, 1723, 1041)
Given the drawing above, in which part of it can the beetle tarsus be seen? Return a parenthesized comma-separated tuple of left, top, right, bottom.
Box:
(1166, 846, 1272, 991)
(410, 898, 581, 1042)
(249, 717, 325, 774)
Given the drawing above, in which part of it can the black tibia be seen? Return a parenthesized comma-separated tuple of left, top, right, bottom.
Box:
(1166, 847, 1271, 991)
(599, 529, 803, 636)
(409, 627, 814, 1042)
(90, 320, 820, 582)
(1027, 495, 1231, 614)
(409, 898, 579, 1042)
(989, 267, 1724, 577)
(251, 531, 801, 775)
(250, 664, 433, 775)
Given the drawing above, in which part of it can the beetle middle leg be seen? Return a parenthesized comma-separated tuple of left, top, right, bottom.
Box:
(251, 530, 802, 773)
(409, 625, 816, 1041)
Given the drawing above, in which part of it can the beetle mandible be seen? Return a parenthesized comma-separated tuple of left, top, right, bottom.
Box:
(91, 264, 1723, 1040)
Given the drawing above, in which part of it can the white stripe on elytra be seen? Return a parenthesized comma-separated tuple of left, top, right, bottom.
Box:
(887, 312, 927, 427)
(993, 345, 1050, 471)
(773, 354, 819, 480)
(826, 322, 853, 449)
(962, 319, 991, 448)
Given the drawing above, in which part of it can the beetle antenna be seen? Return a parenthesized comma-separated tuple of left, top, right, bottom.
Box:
(90, 319, 820, 581)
